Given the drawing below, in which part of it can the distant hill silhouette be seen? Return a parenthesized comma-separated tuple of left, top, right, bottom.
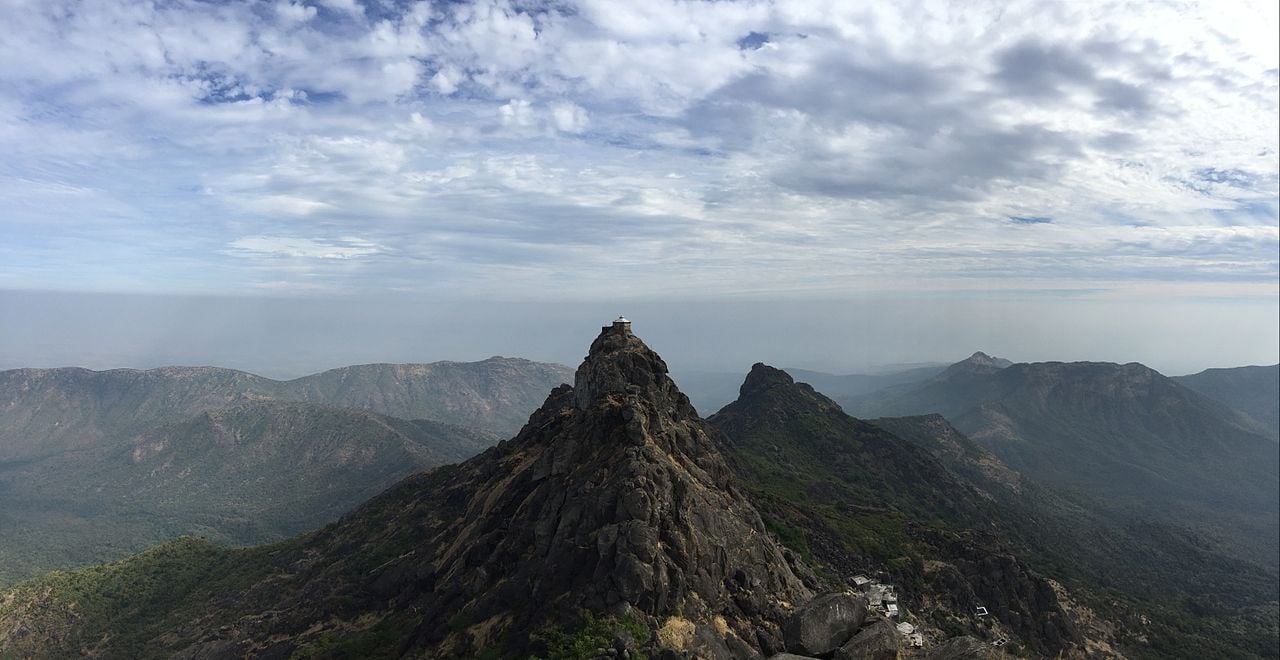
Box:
(1175, 364, 1279, 439)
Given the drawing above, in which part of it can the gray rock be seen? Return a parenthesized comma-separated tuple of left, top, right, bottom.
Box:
(926, 636, 999, 660)
(834, 618, 898, 660)
(783, 592, 869, 656)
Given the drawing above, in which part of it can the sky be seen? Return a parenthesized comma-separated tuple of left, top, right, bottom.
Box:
(0, 0, 1277, 376)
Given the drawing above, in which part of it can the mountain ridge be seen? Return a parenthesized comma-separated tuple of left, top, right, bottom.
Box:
(1174, 364, 1279, 439)
(840, 356, 1280, 571)
(0, 357, 570, 587)
(709, 363, 1087, 656)
(0, 400, 494, 588)
(0, 356, 573, 445)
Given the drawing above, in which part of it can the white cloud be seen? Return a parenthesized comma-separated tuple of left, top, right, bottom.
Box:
(276, 1, 317, 24)
(0, 0, 1274, 302)
(229, 235, 385, 260)
(550, 101, 589, 133)
(498, 98, 536, 127)
(429, 67, 462, 95)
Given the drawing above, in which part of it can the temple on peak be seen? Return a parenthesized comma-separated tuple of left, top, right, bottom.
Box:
(609, 316, 632, 334)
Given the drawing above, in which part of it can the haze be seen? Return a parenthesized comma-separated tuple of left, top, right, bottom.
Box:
(1, 289, 1275, 380)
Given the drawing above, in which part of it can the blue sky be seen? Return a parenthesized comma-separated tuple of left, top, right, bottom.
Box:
(0, 0, 1277, 373)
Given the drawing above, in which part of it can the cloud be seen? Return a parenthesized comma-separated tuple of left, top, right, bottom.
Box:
(499, 99, 536, 128)
(240, 195, 336, 217)
(996, 39, 1096, 98)
(0, 0, 1274, 300)
(276, 2, 318, 24)
(228, 236, 386, 260)
(550, 101, 589, 133)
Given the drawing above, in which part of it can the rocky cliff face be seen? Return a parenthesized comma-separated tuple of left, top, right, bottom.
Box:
(908, 525, 1079, 657)
(394, 322, 814, 657)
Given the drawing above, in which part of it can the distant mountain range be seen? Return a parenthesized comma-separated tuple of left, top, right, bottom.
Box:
(0, 357, 572, 447)
(837, 353, 1280, 572)
(1174, 364, 1279, 439)
(0, 358, 571, 587)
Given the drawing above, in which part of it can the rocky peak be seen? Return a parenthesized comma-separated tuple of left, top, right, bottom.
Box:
(963, 351, 1012, 368)
(739, 363, 796, 398)
(375, 321, 815, 657)
(732, 363, 843, 418)
(940, 351, 1012, 380)
(573, 319, 696, 417)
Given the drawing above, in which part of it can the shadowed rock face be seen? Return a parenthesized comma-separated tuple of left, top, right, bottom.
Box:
(783, 592, 869, 656)
(833, 617, 898, 660)
(403, 321, 814, 656)
(925, 636, 1000, 659)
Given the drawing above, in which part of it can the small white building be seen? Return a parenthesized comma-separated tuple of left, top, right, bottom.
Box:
(852, 575, 872, 589)
(886, 604, 899, 618)
(975, 606, 989, 617)
(908, 633, 924, 648)
(896, 622, 915, 635)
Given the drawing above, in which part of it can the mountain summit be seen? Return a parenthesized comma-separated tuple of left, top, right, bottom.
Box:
(378, 319, 816, 656)
(736, 362, 841, 412)
(939, 351, 1012, 378)
(486, 319, 816, 655)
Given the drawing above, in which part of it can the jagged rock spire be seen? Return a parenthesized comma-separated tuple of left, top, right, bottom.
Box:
(389, 320, 815, 657)
(574, 318, 682, 412)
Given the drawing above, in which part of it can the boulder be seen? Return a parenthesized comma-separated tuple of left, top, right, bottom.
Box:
(783, 592, 868, 656)
(834, 618, 898, 660)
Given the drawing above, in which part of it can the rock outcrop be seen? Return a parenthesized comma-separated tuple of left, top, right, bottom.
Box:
(909, 525, 1079, 656)
(783, 592, 869, 656)
(396, 320, 815, 656)
(925, 635, 999, 659)
(833, 618, 899, 660)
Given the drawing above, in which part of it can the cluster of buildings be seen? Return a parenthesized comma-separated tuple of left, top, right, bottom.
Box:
(850, 575, 921, 647)
(851, 574, 899, 619)
(849, 573, 1006, 652)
